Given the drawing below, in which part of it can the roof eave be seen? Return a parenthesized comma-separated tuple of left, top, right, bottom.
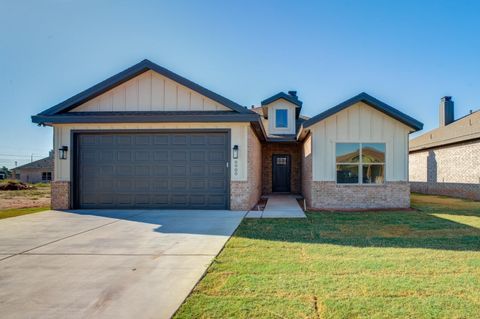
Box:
(31, 113, 260, 125)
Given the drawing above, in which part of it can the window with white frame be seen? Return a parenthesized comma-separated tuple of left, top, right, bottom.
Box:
(335, 143, 385, 184)
(275, 109, 288, 128)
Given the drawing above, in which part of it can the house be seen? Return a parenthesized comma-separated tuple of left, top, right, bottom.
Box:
(11, 151, 54, 183)
(409, 97, 480, 200)
(32, 59, 423, 210)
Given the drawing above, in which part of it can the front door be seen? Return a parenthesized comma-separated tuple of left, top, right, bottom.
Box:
(272, 154, 291, 192)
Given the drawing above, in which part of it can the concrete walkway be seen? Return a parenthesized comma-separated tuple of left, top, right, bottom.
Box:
(246, 195, 306, 218)
(0, 209, 245, 319)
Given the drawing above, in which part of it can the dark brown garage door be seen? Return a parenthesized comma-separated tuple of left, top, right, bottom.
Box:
(74, 131, 229, 209)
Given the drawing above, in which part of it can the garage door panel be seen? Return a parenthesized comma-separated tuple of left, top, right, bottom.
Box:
(135, 165, 150, 176)
(172, 151, 187, 161)
(209, 179, 227, 191)
(135, 151, 150, 161)
(77, 132, 229, 209)
(172, 135, 187, 145)
(209, 165, 225, 176)
(190, 151, 205, 161)
(209, 151, 225, 161)
(152, 165, 169, 176)
(154, 150, 169, 161)
(190, 135, 206, 145)
(153, 135, 169, 145)
(171, 179, 188, 190)
(208, 135, 226, 145)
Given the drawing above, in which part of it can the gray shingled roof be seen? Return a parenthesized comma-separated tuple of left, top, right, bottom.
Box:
(410, 110, 480, 151)
(14, 155, 53, 170)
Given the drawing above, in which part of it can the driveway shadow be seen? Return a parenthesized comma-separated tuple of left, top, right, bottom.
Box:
(60, 209, 245, 237)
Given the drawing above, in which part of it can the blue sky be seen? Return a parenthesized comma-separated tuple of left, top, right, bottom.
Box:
(1, 0, 479, 168)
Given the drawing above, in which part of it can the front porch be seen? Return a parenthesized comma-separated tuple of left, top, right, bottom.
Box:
(261, 141, 302, 196)
(246, 194, 306, 218)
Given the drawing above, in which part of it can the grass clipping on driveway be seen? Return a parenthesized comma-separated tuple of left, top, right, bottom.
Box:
(175, 194, 480, 319)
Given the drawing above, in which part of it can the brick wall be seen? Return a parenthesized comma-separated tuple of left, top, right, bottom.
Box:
(309, 181, 410, 210)
(51, 181, 70, 210)
(409, 139, 480, 200)
(301, 135, 312, 207)
(261, 142, 301, 194)
(230, 128, 262, 210)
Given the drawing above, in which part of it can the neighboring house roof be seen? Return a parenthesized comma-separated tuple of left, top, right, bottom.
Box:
(410, 109, 480, 152)
(32, 59, 253, 124)
(302, 92, 423, 132)
(13, 155, 53, 171)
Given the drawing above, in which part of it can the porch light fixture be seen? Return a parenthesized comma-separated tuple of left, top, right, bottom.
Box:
(59, 146, 68, 160)
(232, 145, 239, 159)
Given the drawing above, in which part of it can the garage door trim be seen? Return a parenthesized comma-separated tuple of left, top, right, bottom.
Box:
(71, 129, 231, 209)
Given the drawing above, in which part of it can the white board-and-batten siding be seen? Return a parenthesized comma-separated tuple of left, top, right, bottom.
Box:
(71, 70, 230, 112)
(309, 102, 411, 182)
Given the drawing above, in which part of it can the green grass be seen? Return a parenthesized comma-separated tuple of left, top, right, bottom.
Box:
(175, 194, 480, 319)
(0, 206, 50, 220)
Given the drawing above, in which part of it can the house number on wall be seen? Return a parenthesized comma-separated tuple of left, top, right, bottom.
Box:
(233, 160, 238, 176)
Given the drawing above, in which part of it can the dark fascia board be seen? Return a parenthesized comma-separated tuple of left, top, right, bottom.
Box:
(261, 92, 303, 107)
(303, 92, 423, 132)
(36, 59, 252, 116)
(31, 112, 260, 125)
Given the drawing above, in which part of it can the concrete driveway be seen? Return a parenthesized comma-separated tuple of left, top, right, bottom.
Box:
(0, 209, 245, 319)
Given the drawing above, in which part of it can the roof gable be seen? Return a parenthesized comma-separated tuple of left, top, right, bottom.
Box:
(261, 92, 303, 107)
(37, 59, 252, 116)
(71, 70, 231, 112)
(303, 92, 423, 132)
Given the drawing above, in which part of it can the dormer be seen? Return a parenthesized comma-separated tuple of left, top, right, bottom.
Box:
(260, 91, 303, 135)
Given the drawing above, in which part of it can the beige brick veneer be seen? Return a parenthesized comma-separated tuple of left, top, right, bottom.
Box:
(409, 140, 480, 200)
(230, 128, 262, 210)
(308, 181, 410, 210)
(51, 181, 70, 210)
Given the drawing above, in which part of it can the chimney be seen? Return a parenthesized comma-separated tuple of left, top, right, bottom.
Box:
(288, 91, 297, 98)
(439, 96, 454, 126)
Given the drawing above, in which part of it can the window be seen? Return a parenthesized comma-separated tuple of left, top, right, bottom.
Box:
(336, 143, 385, 184)
(276, 157, 287, 165)
(275, 109, 288, 128)
(42, 172, 52, 181)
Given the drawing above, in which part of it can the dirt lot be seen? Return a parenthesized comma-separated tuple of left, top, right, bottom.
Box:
(0, 184, 51, 210)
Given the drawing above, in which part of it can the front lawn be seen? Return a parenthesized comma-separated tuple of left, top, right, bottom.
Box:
(175, 194, 480, 318)
(0, 206, 50, 220)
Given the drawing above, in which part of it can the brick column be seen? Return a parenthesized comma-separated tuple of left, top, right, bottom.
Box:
(51, 181, 71, 210)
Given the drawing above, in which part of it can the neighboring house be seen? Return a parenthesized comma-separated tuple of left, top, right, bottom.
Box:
(410, 97, 480, 200)
(12, 152, 54, 183)
(32, 59, 422, 210)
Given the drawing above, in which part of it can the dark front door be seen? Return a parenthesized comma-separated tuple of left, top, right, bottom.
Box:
(272, 154, 291, 192)
(74, 131, 229, 209)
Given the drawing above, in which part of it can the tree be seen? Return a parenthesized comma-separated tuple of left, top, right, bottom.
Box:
(0, 166, 11, 179)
